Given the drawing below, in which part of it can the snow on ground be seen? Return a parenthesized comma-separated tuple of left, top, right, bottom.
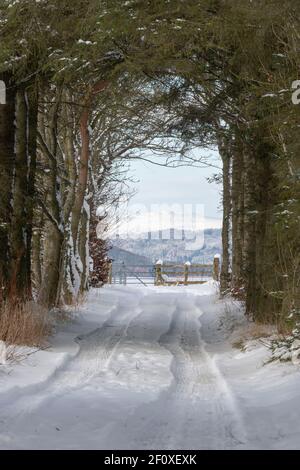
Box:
(1, 282, 300, 450)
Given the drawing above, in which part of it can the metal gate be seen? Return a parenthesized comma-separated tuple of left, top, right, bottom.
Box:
(110, 263, 156, 286)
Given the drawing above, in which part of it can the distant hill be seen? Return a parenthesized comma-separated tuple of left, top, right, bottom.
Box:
(108, 246, 152, 266)
(111, 228, 222, 264)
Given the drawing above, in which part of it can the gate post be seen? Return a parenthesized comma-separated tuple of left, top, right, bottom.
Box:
(184, 261, 191, 285)
(155, 260, 163, 286)
(213, 254, 221, 281)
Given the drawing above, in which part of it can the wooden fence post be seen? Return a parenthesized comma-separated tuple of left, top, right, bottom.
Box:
(184, 261, 191, 285)
(155, 260, 163, 286)
(213, 255, 220, 281)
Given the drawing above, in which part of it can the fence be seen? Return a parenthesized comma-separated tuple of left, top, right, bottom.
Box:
(108, 255, 220, 286)
(154, 256, 220, 286)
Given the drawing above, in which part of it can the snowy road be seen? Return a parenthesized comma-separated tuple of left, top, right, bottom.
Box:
(1, 283, 300, 449)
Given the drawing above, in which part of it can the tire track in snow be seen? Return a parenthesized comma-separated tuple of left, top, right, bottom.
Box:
(68, 291, 146, 382)
(0, 287, 247, 450)
(0, 290, 144, 423)
(99, 292, 178, 387)
(117, 293, 247, 450)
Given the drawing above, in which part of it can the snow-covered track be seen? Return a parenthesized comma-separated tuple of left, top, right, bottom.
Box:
(3, 283, 297, 450)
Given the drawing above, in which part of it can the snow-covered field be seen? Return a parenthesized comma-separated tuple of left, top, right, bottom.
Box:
(1, 282, 300, 450)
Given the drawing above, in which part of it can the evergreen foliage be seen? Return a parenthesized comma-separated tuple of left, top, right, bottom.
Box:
(0, 0, 298, 330)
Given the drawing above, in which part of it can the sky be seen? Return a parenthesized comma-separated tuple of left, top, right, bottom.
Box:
(102, 149, 223, 238)
(121, 148, 222, 233)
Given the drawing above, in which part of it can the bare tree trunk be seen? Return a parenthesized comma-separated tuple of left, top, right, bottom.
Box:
(38, 93, 64, 308)
(243, 145, 257, 315)
(60, 97, 78, 304)
(71, 103, 90, 248)
(78, 200, 90, 296)
(218, 134, 232, 294)
(70, 81, 108, 300)
(32, 223, 42, 294)
(26, 89, 38, 295)
(252, 140, 275, 320)
(231, 136, 244, 290)
(0, 73, 15, 299)
(10, 88, 38, 300)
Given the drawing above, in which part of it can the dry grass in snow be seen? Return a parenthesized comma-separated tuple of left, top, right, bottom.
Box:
(0, 300, 52, 362)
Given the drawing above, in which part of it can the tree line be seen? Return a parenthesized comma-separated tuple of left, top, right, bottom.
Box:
(0, 0, 299, 334)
